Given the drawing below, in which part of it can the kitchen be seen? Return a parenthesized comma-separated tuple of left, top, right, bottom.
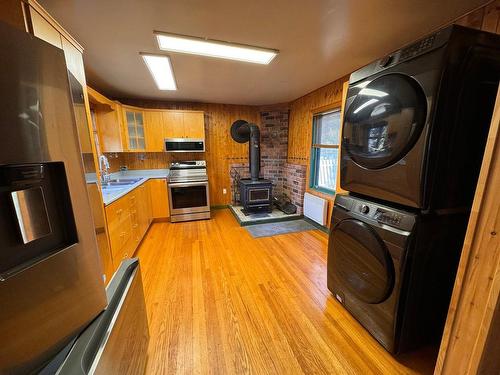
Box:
(0, 0, 499, 374)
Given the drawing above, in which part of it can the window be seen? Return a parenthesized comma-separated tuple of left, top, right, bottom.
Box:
(310, 108, 341, 194)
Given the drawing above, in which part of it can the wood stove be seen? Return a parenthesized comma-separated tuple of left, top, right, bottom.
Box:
(230, 119, 274, 215)
(239, 178, 273, 214)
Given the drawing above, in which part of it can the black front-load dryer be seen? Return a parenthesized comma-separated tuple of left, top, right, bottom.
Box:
(341, 25, 500, 210)
(327, 194, 468, 354)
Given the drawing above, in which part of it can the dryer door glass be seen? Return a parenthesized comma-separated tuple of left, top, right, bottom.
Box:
(330, 219, 394, 303)
(343, 74, 426, 169)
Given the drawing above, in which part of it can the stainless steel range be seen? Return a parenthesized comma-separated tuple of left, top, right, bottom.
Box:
(168, 161, 210, 222)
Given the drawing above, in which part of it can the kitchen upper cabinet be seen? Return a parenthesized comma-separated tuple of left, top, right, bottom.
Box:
(30, 8, 62, 48)
(144, 110, 205, 151)
(123, 108, 146, 151)
(29, 5, 94, 156)
(88, 88, 126, 153)
(61, 37, 85, 86)
(148, 179, 169, 218)
(144, 111, 165, 152)
(86, 87, 206, 152)
(61, 37, 93, 154)
(183, 112, 205, 139)
(97, 103, 125, 153)
(164, 111, 205, 139)
(164, 111, 185, 139)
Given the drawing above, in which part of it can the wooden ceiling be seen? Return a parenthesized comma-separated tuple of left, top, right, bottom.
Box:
(40, 0, 490, 105)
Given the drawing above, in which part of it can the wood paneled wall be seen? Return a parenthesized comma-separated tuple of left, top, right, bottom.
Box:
(286, 77, 349, 224)
(287, 76, 349, 165)
(455, 0, 500, 33)
(118, 100, 260, 206)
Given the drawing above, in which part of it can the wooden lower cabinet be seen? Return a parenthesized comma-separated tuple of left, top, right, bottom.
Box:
(105, 182, 155, 270)
(147, 178, 170, 219)
(106, 196, 134, 264)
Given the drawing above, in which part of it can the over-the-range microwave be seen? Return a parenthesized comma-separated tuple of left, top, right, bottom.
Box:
(164, 138, 205, 152)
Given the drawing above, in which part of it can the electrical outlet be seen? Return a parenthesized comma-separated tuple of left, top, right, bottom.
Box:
(223, 188, 227, 194)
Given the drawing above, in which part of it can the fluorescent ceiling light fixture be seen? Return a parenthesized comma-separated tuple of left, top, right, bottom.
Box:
(155, 32, 278, 65)
(141, 53, 177, 90)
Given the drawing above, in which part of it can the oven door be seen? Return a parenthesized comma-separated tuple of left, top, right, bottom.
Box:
(168, 181, 210, 215)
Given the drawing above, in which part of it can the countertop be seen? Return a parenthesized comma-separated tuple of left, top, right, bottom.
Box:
(99, 169, 170, 206)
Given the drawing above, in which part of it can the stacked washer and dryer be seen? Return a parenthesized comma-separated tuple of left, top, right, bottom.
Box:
(327, 25, 500, 354)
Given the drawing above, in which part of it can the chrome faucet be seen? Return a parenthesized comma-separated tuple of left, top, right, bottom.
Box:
(99, 154, 111, 184)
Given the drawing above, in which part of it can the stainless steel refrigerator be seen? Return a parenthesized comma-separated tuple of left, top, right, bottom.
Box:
(0, 21, 148, 375)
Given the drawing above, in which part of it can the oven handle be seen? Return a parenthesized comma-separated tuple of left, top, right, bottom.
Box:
(168, 181, 209, 188)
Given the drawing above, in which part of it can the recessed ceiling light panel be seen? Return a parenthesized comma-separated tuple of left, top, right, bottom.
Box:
(141, 53, 177, 90)
(155, 32, 278, 65)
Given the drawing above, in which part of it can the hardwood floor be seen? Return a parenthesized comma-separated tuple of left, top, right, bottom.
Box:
(136, 209, 437, 375)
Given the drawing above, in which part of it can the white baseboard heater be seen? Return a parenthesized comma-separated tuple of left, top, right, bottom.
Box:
(303, 192, 328, 226)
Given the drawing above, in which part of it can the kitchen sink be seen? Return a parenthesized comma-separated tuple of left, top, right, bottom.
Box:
(103, 178, 143, 187)
(101, 186, 125, 191)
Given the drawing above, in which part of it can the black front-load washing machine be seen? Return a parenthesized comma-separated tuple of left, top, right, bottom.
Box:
(341, 25, 500, 210)
(327, 194, 469, 354)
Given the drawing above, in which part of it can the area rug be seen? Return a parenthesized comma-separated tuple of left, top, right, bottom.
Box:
(244, 219, 317, 238)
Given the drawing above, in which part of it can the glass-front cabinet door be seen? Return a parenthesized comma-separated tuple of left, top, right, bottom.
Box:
(135, 112, 145, 149)
(124, 109, 145, 151)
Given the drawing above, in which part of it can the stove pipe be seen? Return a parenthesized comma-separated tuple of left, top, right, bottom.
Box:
(230, 120, 261, 181)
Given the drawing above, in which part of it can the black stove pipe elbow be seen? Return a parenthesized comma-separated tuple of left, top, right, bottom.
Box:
(230, 120, 261, 181)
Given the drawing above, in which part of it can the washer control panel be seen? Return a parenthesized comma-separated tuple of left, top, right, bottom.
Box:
(335, 194, 415, 232)
(375, 209, 403, 226)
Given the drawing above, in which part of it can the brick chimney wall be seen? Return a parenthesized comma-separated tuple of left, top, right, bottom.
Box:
(229, 110, 307, 214)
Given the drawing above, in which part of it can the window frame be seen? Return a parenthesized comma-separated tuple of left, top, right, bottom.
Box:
(309, 105, 342, 195)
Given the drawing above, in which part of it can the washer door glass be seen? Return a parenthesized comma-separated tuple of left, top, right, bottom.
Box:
(343, 74, 427, 169)
(331, 219, 394, 304)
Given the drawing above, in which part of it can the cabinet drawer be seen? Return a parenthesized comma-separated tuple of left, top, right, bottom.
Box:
(106, 196, 134, 260)
(105, 182, 154, 261)
(108, 212, 133, 261)
(106, 197, 129, 226)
